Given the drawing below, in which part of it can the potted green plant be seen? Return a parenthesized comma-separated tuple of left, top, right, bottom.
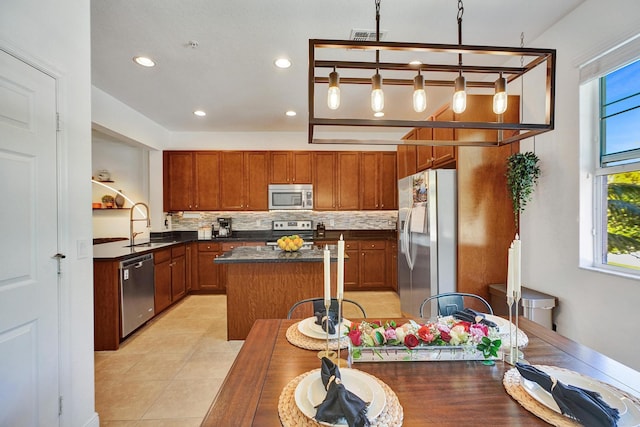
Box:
(506, 152, 541, 230)
(101, 194, 115, 208)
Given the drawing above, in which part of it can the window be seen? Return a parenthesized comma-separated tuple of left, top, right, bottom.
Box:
(595, 58, 640, 273)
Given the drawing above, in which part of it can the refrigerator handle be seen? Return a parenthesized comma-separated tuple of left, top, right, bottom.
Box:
(403, 206, 414, 271)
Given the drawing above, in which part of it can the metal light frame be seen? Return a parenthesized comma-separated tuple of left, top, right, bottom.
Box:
(308, 39, 556, 147)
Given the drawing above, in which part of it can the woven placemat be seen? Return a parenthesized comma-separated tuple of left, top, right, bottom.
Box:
(278, 368, 403, 427)
(286, 322, 350, 351)
(503, 365, 640, 426)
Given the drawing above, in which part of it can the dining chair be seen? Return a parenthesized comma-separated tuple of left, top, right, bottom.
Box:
(419, 292, 493, 318)
(287, 297, 367, 320)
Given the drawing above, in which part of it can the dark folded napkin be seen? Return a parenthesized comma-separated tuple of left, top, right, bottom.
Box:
(452, 308, 497, 328)
(315, 357, 370, 427)
(516, 363, 620, 427)
(314, 311, 336, 335)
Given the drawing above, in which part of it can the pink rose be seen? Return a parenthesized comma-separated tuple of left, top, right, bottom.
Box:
(384, 327, 397, 341)
(404, 334, 420, 349)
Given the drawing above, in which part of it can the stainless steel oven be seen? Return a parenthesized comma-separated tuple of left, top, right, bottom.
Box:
(268, 184, 313, 210)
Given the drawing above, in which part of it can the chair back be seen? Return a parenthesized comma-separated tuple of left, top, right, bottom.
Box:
(419, 292, 493, 318)
(287, 297, 367, 320)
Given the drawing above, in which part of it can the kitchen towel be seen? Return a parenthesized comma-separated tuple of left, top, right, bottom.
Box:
(515, 363, 620, 426)
(315, 357, 370, 427)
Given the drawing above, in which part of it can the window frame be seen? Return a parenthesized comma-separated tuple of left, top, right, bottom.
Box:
(591, 57, 640, 277)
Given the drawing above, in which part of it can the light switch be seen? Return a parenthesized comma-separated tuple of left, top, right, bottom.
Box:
(77, 239, 90, 259)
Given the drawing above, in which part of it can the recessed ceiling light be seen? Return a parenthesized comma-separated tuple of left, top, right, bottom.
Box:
(193, 110, 206, 117)
(274, 58, 292, 69)
(285, 110, 297, 117)
(133, 56, 156, 67)
(409, 60, 422, 66)
(374, 111, 384, 117)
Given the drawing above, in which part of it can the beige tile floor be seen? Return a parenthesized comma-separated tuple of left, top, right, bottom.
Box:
(95, 291, 401, 426)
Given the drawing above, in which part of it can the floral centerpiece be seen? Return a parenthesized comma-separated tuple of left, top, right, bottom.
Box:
(346, 317, 502, 363)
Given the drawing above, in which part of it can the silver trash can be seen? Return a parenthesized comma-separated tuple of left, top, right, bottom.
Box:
(489, 284, 557, 329)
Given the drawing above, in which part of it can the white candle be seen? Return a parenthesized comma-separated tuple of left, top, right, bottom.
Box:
(507, 247, 513, 296)
(337, 235, 344, 300)
(324, 245, 331, 306)
(514, 236, 522, 299)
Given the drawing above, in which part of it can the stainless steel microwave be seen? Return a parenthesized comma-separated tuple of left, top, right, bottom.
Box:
(268, 184, 313, 210)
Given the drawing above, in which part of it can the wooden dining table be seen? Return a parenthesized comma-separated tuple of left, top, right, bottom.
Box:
(202, 317, 640, 426)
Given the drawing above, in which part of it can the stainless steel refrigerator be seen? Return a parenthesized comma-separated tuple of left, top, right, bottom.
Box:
(398, 169, 457, 318)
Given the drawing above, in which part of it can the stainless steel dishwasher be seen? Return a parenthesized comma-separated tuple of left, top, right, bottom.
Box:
(120, 253, 155, 337)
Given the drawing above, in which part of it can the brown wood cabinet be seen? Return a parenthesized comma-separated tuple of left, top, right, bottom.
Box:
(313, 152, 361, 210)
(398, 130, 418, 179)
(164, 149, 395, 212)
(337, 152, 360, 210)
(154, 248, 173, 313)
(313, 152, 338, 210)
(344, 241, 360, 290)
(395, 95, 518, 302)
(387, 241, 398, 292)
(269, 151, 312, 184)
(455, 95, 519, 300)
(433, 108, 456, 167)
(163, 151, 220, 211)
(360, 152, 397, 210)
(194, 242, 224, 293)
(219, 151, 269, 210)
(358, 240, 387, 289)
(416, 127, 434, 171)
(154, 245, 186, 314)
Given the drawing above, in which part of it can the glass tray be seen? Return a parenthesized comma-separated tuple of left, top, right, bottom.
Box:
(349, 343, 502, 363)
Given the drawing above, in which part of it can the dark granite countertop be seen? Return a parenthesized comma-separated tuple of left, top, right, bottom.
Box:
(93, 229, 396, 261)
(214, 245, 344, 264)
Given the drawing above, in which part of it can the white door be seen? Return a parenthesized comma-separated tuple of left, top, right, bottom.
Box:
(0, 49, 60, 426)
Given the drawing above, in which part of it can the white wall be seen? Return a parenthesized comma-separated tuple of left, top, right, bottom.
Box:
(92, 133, 151, 240)
(521, 0, 640, 370)
(0, 1, 97, 426)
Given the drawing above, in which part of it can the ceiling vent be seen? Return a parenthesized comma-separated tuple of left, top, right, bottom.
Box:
(349, 29, 387, 42)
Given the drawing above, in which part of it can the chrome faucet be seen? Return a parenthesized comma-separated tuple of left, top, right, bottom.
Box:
(130, 202, 151, 246)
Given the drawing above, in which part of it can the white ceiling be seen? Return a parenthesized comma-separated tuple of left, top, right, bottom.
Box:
(91, 0, 583, 134)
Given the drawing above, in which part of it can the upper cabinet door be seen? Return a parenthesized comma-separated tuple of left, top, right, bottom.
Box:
(313, 152, 337, 210)
(291, 151, 312, 183)
(398, 129, 417, 179)
(360, 152, 379, 209)
(164, 151, 194, 211)
(194, 152, 220, 210)
(416, 127, 434, 172)
(336, 152, 360, 210)
(269, 151, 313, 184)
(269, 151, 291, 184)
(245, 151, 269, 210)
(379, 152, 397, 210)
(219, 152, 245, 210)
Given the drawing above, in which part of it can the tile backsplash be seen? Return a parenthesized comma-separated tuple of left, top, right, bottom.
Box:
(168, 210, 398, 231)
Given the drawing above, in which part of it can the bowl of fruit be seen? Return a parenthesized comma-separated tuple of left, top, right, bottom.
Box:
(277, 235, 305, 252)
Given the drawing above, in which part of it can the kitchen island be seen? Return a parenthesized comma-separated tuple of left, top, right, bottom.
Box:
(215, 246, 342, 340)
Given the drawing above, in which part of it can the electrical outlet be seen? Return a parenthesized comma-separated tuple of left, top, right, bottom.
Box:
(256, 219, 261, 226)
(329, 219, 335, 226)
